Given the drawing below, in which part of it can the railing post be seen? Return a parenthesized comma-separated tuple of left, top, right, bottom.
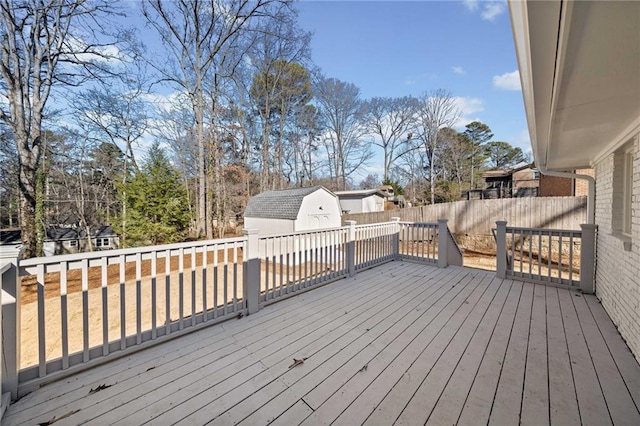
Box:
(391, 217, 400, 260)
(243, 229, 261, 314)
(346, 220, 357, 277)
(496, 221, 507, 279)
(438, 219, 449, 268)
(580, 224, 597, 294)
(1, 247, 21, 401)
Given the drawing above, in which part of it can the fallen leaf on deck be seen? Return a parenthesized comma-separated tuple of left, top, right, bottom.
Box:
(89, 383, 111, 394)
(288, 357, 308, 369)
(237, 311, 244, 319)
(38, 409, 80, 425)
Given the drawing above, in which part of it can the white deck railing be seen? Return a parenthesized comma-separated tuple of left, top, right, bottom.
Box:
(354, 222, 397, 270)
(495, 221, 597, 293)
(258, 227, 349, 304)
(13, 238, 246, 388)
(0, 218, 464, 401)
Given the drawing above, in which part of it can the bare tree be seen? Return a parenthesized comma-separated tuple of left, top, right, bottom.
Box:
(314, 76, 371, 190)
(247, 10, 311, 191)
(142, 0, 290, 238)
(72, 57, 151, 174)
(362, 96, 418, 181)
(415, 89, 460, 204)
(0, 0, 123, 257)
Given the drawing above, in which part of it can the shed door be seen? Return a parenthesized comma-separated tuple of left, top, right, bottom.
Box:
(309, 214, 329, 229)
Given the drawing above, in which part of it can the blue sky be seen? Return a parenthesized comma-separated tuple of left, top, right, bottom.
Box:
(107, 0, 528, 178)
(296, 0, 529, 165)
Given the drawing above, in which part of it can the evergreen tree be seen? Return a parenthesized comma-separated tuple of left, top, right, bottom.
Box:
(116, 143, 192, 247)
(484, 141, 527, 170)
(463, 121, 493, 189)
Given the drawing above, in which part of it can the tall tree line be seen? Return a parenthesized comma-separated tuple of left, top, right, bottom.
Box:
(0, 0, 527, 257)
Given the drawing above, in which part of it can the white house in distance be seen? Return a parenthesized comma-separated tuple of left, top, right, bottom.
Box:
(244, 186, 342, 236)
(509, 1, 640, 360)
(334, 189, 386, 214)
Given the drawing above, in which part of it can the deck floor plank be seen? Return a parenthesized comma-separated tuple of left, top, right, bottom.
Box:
(584, 295, 640, 409)
(385, 275, 505, 426)
(572, 293, 640, 424)
(546, 286, 581, 425)
(4, 262, 640, 426)
(558, 288, 612, 425)
(233, 266, 462, 425)
(300, 271, 492, 425)
(456, 280, 523, 426)
(194, 266, 457, 425)
(420, 279, 514, 426)
(521, 284, 550, 425)
(488, 279, 534, 425)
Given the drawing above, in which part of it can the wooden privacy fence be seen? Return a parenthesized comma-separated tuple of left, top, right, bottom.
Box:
(1, 219, 462, 402)
(343, 196, 587, 236)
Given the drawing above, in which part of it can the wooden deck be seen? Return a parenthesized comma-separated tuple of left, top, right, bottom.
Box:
(4, 261, 640, 425)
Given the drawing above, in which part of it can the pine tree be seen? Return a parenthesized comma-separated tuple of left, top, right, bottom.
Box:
(116, 143, 192, 247)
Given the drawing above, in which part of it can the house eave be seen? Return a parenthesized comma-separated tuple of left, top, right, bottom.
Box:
(509, 0, 640, 171)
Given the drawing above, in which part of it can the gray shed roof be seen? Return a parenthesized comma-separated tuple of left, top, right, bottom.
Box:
(244, 186, 331, 220)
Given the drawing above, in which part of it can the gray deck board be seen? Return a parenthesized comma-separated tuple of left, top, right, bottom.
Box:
(4, 261, 640, 426)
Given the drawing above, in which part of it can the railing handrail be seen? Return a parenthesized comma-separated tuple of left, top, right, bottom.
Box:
(0, 261, 11, 276)
(354, 222, 398, 230)
(257, 226, 349, 240)
(504, 225, 582, 236)
(398, 221, 438, 227)
(19, 236, 248, 268)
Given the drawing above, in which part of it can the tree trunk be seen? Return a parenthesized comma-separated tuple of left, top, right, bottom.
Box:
(19, 164, 37, 258)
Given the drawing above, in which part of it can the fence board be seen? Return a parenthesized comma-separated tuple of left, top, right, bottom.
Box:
(343, 197, 587, 235)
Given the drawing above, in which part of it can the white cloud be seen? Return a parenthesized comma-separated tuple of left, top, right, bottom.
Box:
(452, 66, 466, 75)
(464, 1, 506, 22)
(453, 97, 484, 129)
(512, 129, 532, 152)
(463, 0, 479, 12)
(481, 2, 506, 21)
(454, 96, 484, 116)
(493, 70, 521, 91)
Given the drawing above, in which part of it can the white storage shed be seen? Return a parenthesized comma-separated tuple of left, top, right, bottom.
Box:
(334, 189, 386, 214)
(244, 186, 342, 236)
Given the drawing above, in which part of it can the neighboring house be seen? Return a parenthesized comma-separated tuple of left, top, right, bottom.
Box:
(377, 185, 406, 208)
(510, 1, 640, 359)
(479, 165, 595, 198)
(512, 166, 540, 197)
(334, 189, 385, 214)
(475, 164, 539, 199)
(539, 168, 594, 197)
(43, 226, 81, 256)
(244, 186, 342, 236)
(1, 226, 119, 256)
(0, 229, 21, 255)
(481, 170, 514, 198)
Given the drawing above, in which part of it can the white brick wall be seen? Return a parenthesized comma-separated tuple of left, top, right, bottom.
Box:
(595, 135, 640, 361)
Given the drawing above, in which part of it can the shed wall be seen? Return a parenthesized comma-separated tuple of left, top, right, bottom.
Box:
(244, 217, 294, 236)
(295, 190, 341, 231)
